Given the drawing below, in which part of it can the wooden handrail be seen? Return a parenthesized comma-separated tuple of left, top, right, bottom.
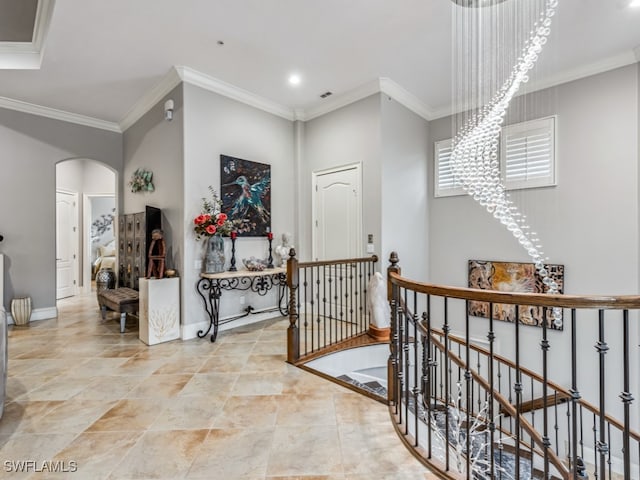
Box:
(298, 254, 378, 268)
(389, 271, 640, 310)
(427, 326, 640, 443)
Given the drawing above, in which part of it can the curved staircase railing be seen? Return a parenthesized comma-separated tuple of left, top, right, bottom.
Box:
(286, 249, 379, 364)
(387, 252, 639, 479)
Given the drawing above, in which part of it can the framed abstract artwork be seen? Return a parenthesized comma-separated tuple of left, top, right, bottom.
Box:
(468, 260, 565, 330)
(220, 154, 271, 236)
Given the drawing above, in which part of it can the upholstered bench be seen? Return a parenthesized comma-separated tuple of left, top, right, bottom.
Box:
(98, 288, 139, 333)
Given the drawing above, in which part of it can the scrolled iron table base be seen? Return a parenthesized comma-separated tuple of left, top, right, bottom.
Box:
(196, 267, 287, 342)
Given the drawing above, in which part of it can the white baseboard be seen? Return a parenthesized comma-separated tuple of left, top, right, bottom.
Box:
(6, 306, 57, 325)
(181, 307, 284, 340)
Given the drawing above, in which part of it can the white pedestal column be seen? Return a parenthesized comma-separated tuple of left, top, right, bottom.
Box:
(139, 277, 180, 345)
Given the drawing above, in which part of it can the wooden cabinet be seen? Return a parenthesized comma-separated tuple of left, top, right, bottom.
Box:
(118, 206, 162, 290)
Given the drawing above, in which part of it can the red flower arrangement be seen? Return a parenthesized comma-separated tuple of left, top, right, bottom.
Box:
(193, 187, 234, 240)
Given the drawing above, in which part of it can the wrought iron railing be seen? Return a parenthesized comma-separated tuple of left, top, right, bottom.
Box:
(387, 252, 639, 480)
(286, 249, 378, 364)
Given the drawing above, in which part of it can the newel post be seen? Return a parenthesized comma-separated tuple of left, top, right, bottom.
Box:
(286, 248, 300, 363)
(387, 252, 401, 405)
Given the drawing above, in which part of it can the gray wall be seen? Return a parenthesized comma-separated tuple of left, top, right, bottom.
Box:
(302, 94, 382, 261)
(427, 64, 639, 419)
(380, 95, 430, 281)
(0, 108, 122, 312)
(182, 83, 295, 334)
(123, 84, 184, 280)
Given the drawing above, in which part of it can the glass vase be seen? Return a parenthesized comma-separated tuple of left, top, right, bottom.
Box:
(205, 235, 225, 273)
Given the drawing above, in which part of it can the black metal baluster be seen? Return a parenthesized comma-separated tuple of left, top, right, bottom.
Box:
(413, 293, 419, 447)
(488, 302, 496, 479)
(443, 297, 450, 472)
(514, 305, 521, 480)
(541, 306, 550, 478)
(508, 367, 513, 435)
(398, 288, 405, 426)
(465, 300, 471, 479)
(421, 312, 429, 454)
(310, 267, 315, 352)
(580, 404, 585, 462)
(571, 308, 580, 480)
(348, 263, 353, 338)
(554, 390, 560, 457)
(315, 266, 321, 350)
(476, 350, 482, 417)
(404, 288, 410, 436)
(592, 412, 597, 479)
(390, 288, 399, 416)
(531, 376, 535, 475)
(607, 423, 612, 479)
(303, 268, 309, 355)
(339, 264, 345, 342)
(328, 265, 333, 345)
(621, 309, 633, 480)
(426, 295, 434, 459)
(596, 309, 608, 480)
(357, 262, 363, 334)
(323, 265, 327, 348)
(566, 400, 572, 473)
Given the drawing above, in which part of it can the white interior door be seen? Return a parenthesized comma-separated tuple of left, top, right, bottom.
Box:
(313, 164, 362, 261)
(56, 191, 78, 300)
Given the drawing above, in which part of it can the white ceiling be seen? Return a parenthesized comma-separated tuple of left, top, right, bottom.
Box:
(0, 0, 639, 130)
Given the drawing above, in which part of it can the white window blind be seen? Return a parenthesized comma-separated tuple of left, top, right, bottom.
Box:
(434, 138, 465, 197)
(501, 116, 556, 190)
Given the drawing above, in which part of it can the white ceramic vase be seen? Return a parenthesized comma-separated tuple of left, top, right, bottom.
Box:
(11, 297, 31, 326)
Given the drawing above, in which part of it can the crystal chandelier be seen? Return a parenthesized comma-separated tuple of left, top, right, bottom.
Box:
(450, 0, 562, 325)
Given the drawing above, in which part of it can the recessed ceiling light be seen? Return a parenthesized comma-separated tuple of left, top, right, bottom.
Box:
(288, 74, 301, 86)
(630, 0, 640, 7)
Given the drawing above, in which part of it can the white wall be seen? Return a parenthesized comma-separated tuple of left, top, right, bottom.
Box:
(182, 83, 295, 337)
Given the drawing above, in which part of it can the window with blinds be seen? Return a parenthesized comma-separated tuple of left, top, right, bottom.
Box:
(434, 116, 557, 198)
(434, 138, 465, 197)
(501, 116, 556, 190)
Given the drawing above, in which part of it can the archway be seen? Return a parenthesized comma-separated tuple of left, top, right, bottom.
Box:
(55, 159, 117, 299)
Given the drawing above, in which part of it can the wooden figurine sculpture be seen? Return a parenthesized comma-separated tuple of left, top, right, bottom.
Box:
(146, 229, 166, 279)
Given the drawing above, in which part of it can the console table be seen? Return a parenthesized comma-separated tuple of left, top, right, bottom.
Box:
(196, 267, 288, 342)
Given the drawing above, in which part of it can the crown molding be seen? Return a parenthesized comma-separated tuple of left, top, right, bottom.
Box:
(428, 50, 640, 120)
(297, 79, 382, 121)
(379, 78, 434, 121)
(118, 67, 182, 131)
(176, 66, 295, 121)
(525, 50, 638, 96)
(0, 95, 121, 132)
(0, 0, 55, 70)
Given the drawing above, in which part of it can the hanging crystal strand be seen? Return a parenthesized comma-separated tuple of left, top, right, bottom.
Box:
(451, 0, 561, 325)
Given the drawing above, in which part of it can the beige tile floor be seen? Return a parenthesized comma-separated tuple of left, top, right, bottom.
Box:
(1, 291, 436, 479)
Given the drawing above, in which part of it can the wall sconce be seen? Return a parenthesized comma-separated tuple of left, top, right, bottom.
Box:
(164, 99, 174, 121)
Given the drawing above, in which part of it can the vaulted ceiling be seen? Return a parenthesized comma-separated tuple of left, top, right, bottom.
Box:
(0, 0, 639, 131)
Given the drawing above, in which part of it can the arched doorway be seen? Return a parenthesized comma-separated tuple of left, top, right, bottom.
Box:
(55, 159, 117, 299)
